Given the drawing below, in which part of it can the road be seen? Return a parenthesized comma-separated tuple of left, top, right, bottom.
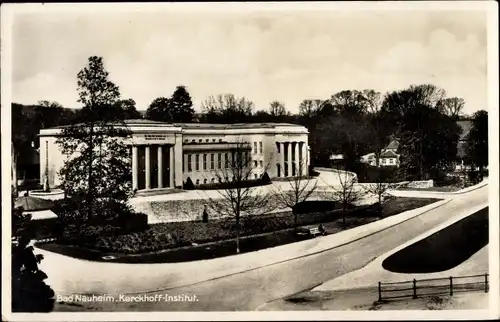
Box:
(49, 183, 488, 311)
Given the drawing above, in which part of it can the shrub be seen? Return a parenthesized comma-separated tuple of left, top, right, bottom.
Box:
(183, 177, 195, 190)
(261, 171, 271, 183)
(197, 178, 271, 190)
(294, 200, 339, 215)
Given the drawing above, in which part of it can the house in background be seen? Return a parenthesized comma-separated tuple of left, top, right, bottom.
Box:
(360, 139, 400, 167)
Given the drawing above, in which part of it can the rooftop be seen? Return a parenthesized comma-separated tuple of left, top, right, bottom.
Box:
(44, 119, 304, 130)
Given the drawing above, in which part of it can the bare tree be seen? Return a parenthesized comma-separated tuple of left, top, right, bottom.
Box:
(269, 100, 288, 117)
(201, 94, 254, 123)
(436, 97, 465, 118)
(200, 139, 274, 254)
(271, 157, 318, 229)
(298, 99, 323, 118)
(325, 165, 365, 226)
(362, 167, 397, 218)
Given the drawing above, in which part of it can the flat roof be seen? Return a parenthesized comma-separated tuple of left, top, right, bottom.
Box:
(44, 119, 304, 130)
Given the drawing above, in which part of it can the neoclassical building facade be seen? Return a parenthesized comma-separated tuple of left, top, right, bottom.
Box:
(39, 120, 310, 192)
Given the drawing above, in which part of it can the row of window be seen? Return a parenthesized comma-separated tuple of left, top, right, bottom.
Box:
(184, 138, 223, 144)
(183, 152, 250, 173)
(253, 141, 263, 154)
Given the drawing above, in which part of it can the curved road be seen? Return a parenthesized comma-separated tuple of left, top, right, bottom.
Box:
(47, 184, 488, 311)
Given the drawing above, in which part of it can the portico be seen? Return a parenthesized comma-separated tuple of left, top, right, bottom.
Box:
(276, 141, 308, 178)
(131, 144, 175, 191)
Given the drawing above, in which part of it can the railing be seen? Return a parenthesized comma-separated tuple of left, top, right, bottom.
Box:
(378, 273, 489, 302)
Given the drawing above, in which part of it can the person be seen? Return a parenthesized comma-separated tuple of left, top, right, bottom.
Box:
(318, 223, 326, 236)
(202, 205, 208, 223)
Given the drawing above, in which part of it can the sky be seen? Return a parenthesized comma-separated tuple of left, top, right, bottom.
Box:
(10, 4, 489, 115)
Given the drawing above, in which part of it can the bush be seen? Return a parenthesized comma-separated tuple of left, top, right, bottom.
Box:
(197, 178, 271, 190)
(261, 171, 271, 183)
(183, 177, 195, 190)
(294, 200, 340, 215)
(54, 198, 148, 244)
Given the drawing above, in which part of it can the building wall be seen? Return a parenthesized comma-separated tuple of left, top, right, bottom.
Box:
(39, 122, 309, 191)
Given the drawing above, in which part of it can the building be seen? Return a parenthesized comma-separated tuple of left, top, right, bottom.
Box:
(360, 139, 400, 167)
(38, 119, 310, 192)
(455, 119, 472, 171)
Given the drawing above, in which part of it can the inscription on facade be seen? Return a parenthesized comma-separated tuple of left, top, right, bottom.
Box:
(144, 134, 168, 140)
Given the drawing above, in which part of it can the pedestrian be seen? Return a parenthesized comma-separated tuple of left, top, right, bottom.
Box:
(202, 205, 208, 223)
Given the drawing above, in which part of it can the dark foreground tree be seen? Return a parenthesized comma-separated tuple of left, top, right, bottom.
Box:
(12, 199, 55, 312)
(56, 56, 132, 218)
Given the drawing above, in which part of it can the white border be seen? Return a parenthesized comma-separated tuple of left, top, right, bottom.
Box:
(1, 2, 498, 321)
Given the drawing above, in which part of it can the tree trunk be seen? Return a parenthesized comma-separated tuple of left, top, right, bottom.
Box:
(87, 124, 94, 219)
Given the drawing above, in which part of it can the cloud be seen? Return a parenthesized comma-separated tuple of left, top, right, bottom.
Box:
(10, 9, 488, 114)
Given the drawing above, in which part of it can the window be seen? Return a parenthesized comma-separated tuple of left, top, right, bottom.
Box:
(204, 179, 208, 184)
(219, 139, 223, 142)
(191, 139, 195, 143)
(196, 179, 200, 185)
(195, 154, 200, 171)
(225, 153, 230, 168)
(210, 153, 215, 170)
(188, 154, 192, 172)
(253, 142, 257, 154)
(254, 160, 258, 168)
(199, 139, 202, 143)
(217, 153, 222, 169)
(184, 139, 189, 143)
(203, 154, 207, 170)
(206, 139, 209, 143)
(276, 143, 281, 154)
(211, 178, 215, 183)
(259, 142, 263, 154)
(212, 139, 216, 142)
(260, 160, 263, 168)
(219, 178, 222, 183)
(254, 173, 258, 179)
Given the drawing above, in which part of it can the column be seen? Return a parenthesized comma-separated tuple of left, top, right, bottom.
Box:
(145, 145, 151, 189)
(294, 141, 299, 176)
(132, 146, 138, 190)
(157, 145, 163, 188)
(279, 142, 285, 177)
(286, 141, 292, 177)
(301, 142, 307, 175)
(170, 145, 175, 188)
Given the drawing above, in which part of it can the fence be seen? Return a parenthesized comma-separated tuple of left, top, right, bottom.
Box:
(378, 273, 489, 302)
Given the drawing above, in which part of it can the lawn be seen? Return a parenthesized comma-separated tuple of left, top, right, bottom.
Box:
(382, 207, 489, 273)
(37, 197, 440, 263)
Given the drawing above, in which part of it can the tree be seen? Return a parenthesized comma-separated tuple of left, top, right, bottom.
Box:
(465, 110, 488, 176)
(12, 199, 55, 312)
(271, 157, 318, 229)
(116, 98, 142, 119)
(326, 166, 364, 226)
(201, 139, 273, 253)
(298, 99, 323, 119)
(362, 167, 397, 218)
(201, 94, 254, 123)
(436, 97, 465, 119)
(269, 100, 288, 117)
(145, 97, 171, 121)
(169, 85, 195, 122)
(56, 56, 132, 218)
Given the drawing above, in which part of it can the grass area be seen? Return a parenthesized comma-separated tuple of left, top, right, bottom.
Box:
(382, 207, 488, 273)
(37, 197, 439, 263)
(397, 186, 462, 192)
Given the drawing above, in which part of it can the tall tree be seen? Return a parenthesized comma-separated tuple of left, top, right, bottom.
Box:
(271, 156, 318, 229)
(465, 110, 488, 174)
(12, 199, 55, 312)
(56, 56, 132, 218)
(201, 94, 254, 123)
(145, 97, 171, 121)
(202, 140, 273, 254)
(169, 85, 195, 122)
(436, 97, 465, 119)
(298, 99, 323, 119)
(269, 100, 288, 117)
(116, 98, 142, 119)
